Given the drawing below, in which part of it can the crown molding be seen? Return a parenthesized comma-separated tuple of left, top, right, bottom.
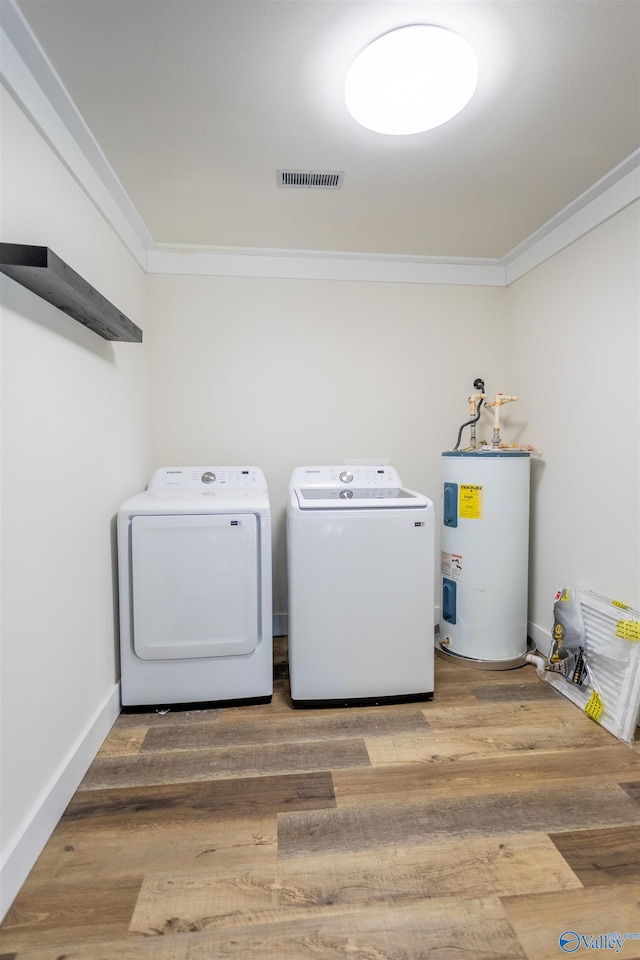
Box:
(0, 0, 151, 269)
(2, 0, 638, 287)
(503, 150, 640, 284)
(146, 246, 506, 286)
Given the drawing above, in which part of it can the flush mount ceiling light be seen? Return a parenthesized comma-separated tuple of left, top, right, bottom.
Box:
(345, 25, 478, 135)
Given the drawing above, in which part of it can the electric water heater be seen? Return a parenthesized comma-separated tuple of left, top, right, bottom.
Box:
(439, 450, 531, 664)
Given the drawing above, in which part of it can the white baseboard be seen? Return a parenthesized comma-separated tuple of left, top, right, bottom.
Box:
(0, 683, 120, 921)
(528, 619, 552, 658)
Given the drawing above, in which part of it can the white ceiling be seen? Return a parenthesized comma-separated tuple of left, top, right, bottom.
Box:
(10, 0, 640, 260)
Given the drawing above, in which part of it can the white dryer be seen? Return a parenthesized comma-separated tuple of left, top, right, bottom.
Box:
(118, 466, 272, 707)
(287, 465, 434, 707)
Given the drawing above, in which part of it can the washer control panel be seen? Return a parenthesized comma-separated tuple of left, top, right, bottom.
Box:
(291, 465, 401, 489)
(149, 466, 266, 491)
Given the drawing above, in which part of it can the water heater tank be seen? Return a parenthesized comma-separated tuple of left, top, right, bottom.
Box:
(439, 450, 531, 665)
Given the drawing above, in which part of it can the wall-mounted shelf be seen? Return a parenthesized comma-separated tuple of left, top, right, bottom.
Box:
(0, 243, 143, 342)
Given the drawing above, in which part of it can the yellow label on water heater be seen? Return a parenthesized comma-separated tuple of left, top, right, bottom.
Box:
(459, 484, 483, 519)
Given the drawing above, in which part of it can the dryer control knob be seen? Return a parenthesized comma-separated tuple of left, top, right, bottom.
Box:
(201, 471, 216, 484)
(339, 470, 354, 483)
(339, 489, 353, 499)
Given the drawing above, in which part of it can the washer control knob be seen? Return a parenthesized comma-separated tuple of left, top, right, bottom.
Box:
(339, 470, 354, 483)
(201, 471, 216, 484)
(339, 489, 353, 499)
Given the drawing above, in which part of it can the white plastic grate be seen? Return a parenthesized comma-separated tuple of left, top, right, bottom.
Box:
(543, 588, 640, 745)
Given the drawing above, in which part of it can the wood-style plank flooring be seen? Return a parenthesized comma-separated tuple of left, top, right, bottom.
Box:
(2, 638, 640, 960)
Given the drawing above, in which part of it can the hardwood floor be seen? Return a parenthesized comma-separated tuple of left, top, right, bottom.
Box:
(2, 638, 640, 960)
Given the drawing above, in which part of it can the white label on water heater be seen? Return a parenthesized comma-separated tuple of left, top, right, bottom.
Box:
(441, 550, 463, 581)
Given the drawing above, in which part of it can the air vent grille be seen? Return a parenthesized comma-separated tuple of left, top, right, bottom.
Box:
(278, 170, 344, 189)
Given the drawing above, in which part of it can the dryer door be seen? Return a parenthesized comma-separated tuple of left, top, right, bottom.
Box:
(131, 513, 258, 660)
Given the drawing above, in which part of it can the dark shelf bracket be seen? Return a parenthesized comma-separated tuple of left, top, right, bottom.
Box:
(0, 243, 143, 342)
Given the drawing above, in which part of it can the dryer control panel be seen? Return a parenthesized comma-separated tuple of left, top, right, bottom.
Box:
(149, 466, 266, 490)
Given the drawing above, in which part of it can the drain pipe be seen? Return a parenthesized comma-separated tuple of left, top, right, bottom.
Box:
(526, 653, 547, 679)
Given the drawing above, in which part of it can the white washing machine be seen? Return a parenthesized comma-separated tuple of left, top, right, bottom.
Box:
(118, 466, 272, 707)
(287, 465, 435, 707)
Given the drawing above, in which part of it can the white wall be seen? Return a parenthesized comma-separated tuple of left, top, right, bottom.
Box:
(506, 201, 640, 647)
(147, 274, 509, 617)
(0, 88, 151, 916)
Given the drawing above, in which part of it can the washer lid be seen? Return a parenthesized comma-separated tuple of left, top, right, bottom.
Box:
(294, 486, 428, 509)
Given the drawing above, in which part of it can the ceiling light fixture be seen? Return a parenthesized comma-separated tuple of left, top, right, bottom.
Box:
(344, 25, 478, 136)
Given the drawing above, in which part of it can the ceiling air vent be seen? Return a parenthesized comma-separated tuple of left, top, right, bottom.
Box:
(278, 169, 344, 189)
